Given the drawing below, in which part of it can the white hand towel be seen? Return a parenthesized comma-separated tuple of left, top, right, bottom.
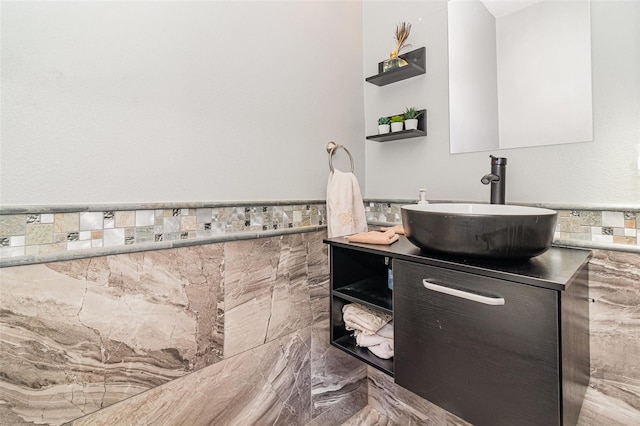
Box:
(355, 331, 393, 348)
(376, 322, 394, 339)
(342, 303, 392, 335)
(368, 340, 394, 359)
(326, 170, 368, 238)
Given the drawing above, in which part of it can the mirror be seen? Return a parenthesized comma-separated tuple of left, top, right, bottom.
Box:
(448, 0, 593, 154)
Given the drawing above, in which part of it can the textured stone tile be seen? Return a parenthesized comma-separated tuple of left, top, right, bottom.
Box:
(53, 213, 79, 233)
(0, 244, 224, 425)
(25, 223, 53, 245)
(578, 385, 640, 425)
(614, 236, 637, 245)
(446, 412, 474, 426)
(38, 241, 66, 254)
(180, 215, 196, 231)
(580, 211, 602, 226)
(196, 208, 212, 223)
(0, 215, 26, 236)
(113, 211, 135, 227)
(587, 250, 640, 416)
(224, 234, 312, 357)
(309, 231, 330, 324)
(559, 216, 584, 233)
(71, 328, 312, 426)
(368, 367, 449, 425)
(340, 406, 400, 426)
(311, 318, 367, 420)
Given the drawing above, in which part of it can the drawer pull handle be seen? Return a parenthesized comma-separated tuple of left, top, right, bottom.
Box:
(422, 280, 505, 306)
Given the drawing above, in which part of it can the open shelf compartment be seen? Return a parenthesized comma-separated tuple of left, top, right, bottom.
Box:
(331, 295, 394, 376)
(329, 245, 395, 376)
(333, 277, 392, 314)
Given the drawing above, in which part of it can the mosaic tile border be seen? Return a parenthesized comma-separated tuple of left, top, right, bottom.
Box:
(2, 199, 639, 266)
(364, 201, 640, 253)
(0, 203, 326, 265)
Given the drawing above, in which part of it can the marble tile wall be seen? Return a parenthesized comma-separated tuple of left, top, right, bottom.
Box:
(367, 367, 471, 426)
(71, 330, 314, 426)
(577, 249, 640, 425)
(0, 245, 225, 425)
(0, 230, 367, 425)
(3, 200, 640, 425)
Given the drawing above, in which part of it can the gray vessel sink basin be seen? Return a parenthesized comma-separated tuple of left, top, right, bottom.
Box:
(401, 203, 558, 259)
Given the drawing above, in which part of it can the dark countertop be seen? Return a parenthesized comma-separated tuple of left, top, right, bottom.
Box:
(324, 236, 592, 292)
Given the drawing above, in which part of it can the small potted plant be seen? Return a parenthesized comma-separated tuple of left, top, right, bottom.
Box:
(378, 116, 391, 134)
(390, 115, 404, 132)
(404, 107, 422, 130)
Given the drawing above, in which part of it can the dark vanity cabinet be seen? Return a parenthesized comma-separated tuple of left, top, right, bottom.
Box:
(325, 236, 591, 426)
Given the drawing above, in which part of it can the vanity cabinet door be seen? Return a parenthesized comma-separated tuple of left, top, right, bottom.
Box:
(394, 259, 561, 426)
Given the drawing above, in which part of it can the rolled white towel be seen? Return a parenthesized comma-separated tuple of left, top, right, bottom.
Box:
(342, 303, 392, 335)
(355, 331, 392, 348)
(376, 322, 393, 339)
(368, 340, 394, 359)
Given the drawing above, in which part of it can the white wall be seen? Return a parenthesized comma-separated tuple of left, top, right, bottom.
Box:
(364, 0, 640, 205)
(1, 1, 364, 205)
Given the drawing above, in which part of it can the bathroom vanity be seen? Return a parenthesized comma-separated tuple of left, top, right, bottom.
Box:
(325, 236, 591, 426)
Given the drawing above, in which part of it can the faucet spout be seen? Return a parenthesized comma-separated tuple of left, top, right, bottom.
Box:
(481, 155, 507, 204)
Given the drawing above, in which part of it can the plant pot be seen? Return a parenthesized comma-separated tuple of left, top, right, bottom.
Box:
(405, 118, 419, 130)
(391, 122, 404, 132)
(378, 124, 391, 134)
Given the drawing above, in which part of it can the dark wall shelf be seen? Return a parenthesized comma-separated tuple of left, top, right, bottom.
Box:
(366, 129, 426, 143)
(367, 109, 427, 142)
(365, 47, 426, 87)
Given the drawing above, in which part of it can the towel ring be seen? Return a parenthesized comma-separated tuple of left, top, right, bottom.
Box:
(326, 141, 354, 173)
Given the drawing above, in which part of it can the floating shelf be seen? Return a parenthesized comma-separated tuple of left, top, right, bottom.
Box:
(367, 109, 427, 142)
(332, 334, 394, 376)
(366, 129, 426, 143)
(333, 278, 392, 314)
(365, 47, 426, 87)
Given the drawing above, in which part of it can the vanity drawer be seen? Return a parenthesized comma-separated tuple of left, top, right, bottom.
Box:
(394, 259, 561, 426)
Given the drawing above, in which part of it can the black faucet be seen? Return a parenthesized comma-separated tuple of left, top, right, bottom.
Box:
(481, 155, 507, 204)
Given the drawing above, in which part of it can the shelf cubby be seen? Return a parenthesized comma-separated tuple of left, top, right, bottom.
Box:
(329, 246, 394, 375)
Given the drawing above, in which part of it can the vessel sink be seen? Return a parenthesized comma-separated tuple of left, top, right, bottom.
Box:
(401, 203, 558, 259)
